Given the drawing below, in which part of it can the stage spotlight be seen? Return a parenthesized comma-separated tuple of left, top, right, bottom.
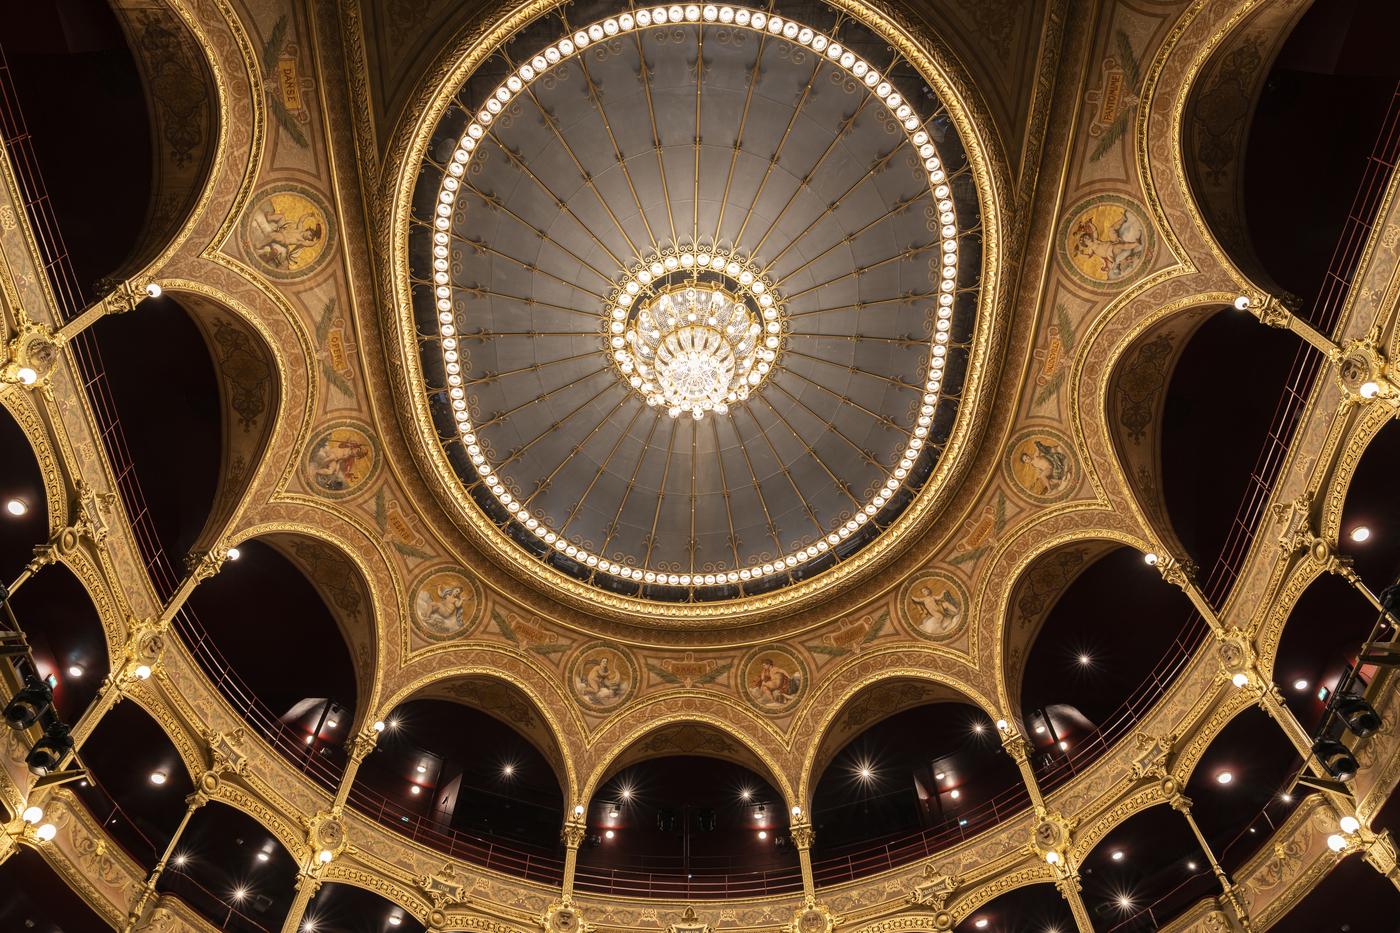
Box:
(1337, 695, 1381, 738)
(1315, 738, 1359, 782)
(5, 676, 53, 730)
(27, 722, 73, 776)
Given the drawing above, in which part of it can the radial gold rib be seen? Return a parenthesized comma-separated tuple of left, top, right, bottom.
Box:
(560, 401, 647, 534)
(756, 394, 862, 509)
(741, 406, 827, 539)
(457, 181, 616, 285)
(499, 46, 648, 263)
(634, 27, 679, 245)
(779, 365, 909, 435)
(710, 20, 769, 247)
(708, 415, 744, 570)
(688, 417, 698, 573)
(521, 390, 631, 508)
(784, 346, 925, 393)
(494, 377, 623, 472)
(443, 284, 602, 321)
(781, 241, 941, 301)
(767, 377, 886, 472)
(570, 34, 662, 253)
(784, 291, 936, 319)
(692, 24, 704, 248)
(773, 189, 931, 287)
(472, 365, 612, 429)
(454, 237, 610, 301)
(491, 142, 630, 270)
(641, 415, 680, 567)
(728, 409, 786, 556)
(462, 350, 601, 387)
(598, 411, 664, 557)
(747, 96, 872, 260)
(730, 33, 829, 249)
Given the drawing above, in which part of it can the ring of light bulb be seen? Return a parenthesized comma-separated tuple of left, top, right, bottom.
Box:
(605, 246, 785, 420)
(429, 3, 960, 593)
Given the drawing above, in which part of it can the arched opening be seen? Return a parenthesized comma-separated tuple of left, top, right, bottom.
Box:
(1185, 706, 1303, 878)
(303, 882, 426, 933)
(575, 722, 799, 897)
(1077, 804, 1215, 931)
(1157, 311, 1298, 577)
(91, 292, 278, 578)
(72, 699, 195, 872)
(807, 679, 1023, 882)
(185, 536, 363, 777)
(0, 846, 110, 931)
(1012, 544, 1197, 790)
(954, 882, 1073, 933)
(7, 560, 107, 723)
(1184, 0, 1400, 300)
(0, 0, 217, 292)
(0, 405, 48, 576)
(155, 800, 298, 931)
(1273, 573, 1378, 735)
(1338, 418, 1400, 593)
(352, 691, 566, 862)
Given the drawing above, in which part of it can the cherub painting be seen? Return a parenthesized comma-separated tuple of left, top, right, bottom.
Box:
(741, 648, 806, 714)
(571, 644, 635, 710)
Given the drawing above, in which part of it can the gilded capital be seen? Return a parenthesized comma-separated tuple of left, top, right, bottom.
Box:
(790, 822, 815, 850)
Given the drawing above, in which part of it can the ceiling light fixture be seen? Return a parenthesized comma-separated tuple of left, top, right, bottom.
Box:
(1077, 653, 1092, 666)
(410, 786, 421, 795)
(1350, 526, 1372, 543)
(4, 499, 27, 517)
(1143, 552, 1159, 566)
(502, 763, 515, 777)
(1328, 833, 1348, 852)
(389, 917, 403, 928)
(1340, 815, 1361, 834)
(758, 830, 768, 840)
(1293, 679, 1309, 692)
(149, 771, 167, 786)
(325, 720, 338, 729)
(21, 805, 43, 824)
(372, 720, 386, 732)
(67, 664, 83, 678)
(604, 829, 615, 840)
(232, 887, 248, 902)
(226, 546, 241, 561)
(256, 852, 270, 862)
(1215, 771, 1233, 785)
(1280, 793, 1292, 804)
(35, 823, 56, 842)
(1111, 850, 1124, 862)
(1058, 740, 1069, 751)
(1186, 861, 1198, 871)
(949, 789, 960, 799)
(416, 764, 427, 773)
(974, 920, 988, 930)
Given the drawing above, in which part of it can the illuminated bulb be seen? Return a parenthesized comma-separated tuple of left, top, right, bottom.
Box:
(1143, 552, 1159, 566)
(575, 804, 585, 816)
(4, 499, 27, 516)
(227, 546, 241, 561)
(373, 720, 386, 732)
(149, 771, 167, 786)
(256, 852, 270, 862)
(1340, 815, 1361, 834)
(35, 823, 57, 842)
(318, 849, 334, 863)
(232, 887, 248, 902)
(410, 786, 421, 795)
(1231, 672, 1249, 688)
(416, 764, 427, 773)
(1328, 833, 1347, 852)
(1281, 794, 1293, 804)
(1216, 771, 1233, 785)
(949, 789, 960, 799)
(1045, 850, 1060, 865)
(1293, 679, 1309, 691)
(1111, 850, 1124, 862)
(21, 805, 43, 824)
(68, 665, 83, 678)
(974, 921, 988, 930)
(791, 806, 802, 818)
(1187, 861, 1198, 871)
(741, 789, 752, 800)
(605, 829, 615, 839)
(16, 367, 37, 385)
(1117, 895, 1132, 910)
(1077, 654, 1091, 666)
(1360, 381, 1381, 399)
(304, 735, 314, 745)
(758, 830, 768, 840)
(326, 720, 338, 729)
(1058, 741, 1068, 751)
(502, 764, 515, 777)
(1350, 526, 1372, 543)
(388, 918, 402, 928)
(995, 719, 1008, 732)
(134, 664, 152, 680)
(1233, 295, 1252, 311)
(1034, 725, 1045, 734)
(144, 282, 163, 298)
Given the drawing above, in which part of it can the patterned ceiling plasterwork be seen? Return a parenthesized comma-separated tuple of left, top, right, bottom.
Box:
(4, 0, 1400, 926)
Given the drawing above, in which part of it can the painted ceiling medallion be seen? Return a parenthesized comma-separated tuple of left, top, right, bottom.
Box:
(409, 1, 984, 608)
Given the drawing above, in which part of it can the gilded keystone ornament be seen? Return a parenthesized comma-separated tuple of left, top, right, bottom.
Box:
(541, 899, 593, 933)
(788, 897, 841, 933)
(420, 863, 471, 909)
(1029, 809, 1077, 865)
(1, 316, 60, 388)
(907, 863, 959, 911)
(1214, 628, 1259, 685)
(306, 810, 348, 861)
(668, 906, 713, 933)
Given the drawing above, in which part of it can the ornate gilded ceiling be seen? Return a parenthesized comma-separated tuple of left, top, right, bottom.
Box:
(404, 1, 983, 609)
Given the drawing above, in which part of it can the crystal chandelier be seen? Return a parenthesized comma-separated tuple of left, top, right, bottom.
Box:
(625, 286, 769, 419)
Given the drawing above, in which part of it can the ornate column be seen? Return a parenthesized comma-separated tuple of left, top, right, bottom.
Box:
(1029, 810, 1092, 933)
(124, 790, 207, 931)
(560, 815, 587, 900)
(330, 723, 381, 812)
(1169, 793, 1253, 931)
(1000, 728, 1045, 811)
(279, 860, 325, 933)
(1150, 554, 1222, 636)
(790, 819, 816, 897)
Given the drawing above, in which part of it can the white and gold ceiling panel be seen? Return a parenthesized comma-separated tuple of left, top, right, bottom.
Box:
(406, 1, 985, 612)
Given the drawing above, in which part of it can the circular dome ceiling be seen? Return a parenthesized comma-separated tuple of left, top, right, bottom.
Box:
(408, 1, 984, 611)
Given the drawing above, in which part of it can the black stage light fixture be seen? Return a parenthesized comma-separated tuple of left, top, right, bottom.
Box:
(27, 721, 73, 776)
(1336, 694, 1382, 738)
(5, 675, 53, 729)
(1314, 738, 1359, 782)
